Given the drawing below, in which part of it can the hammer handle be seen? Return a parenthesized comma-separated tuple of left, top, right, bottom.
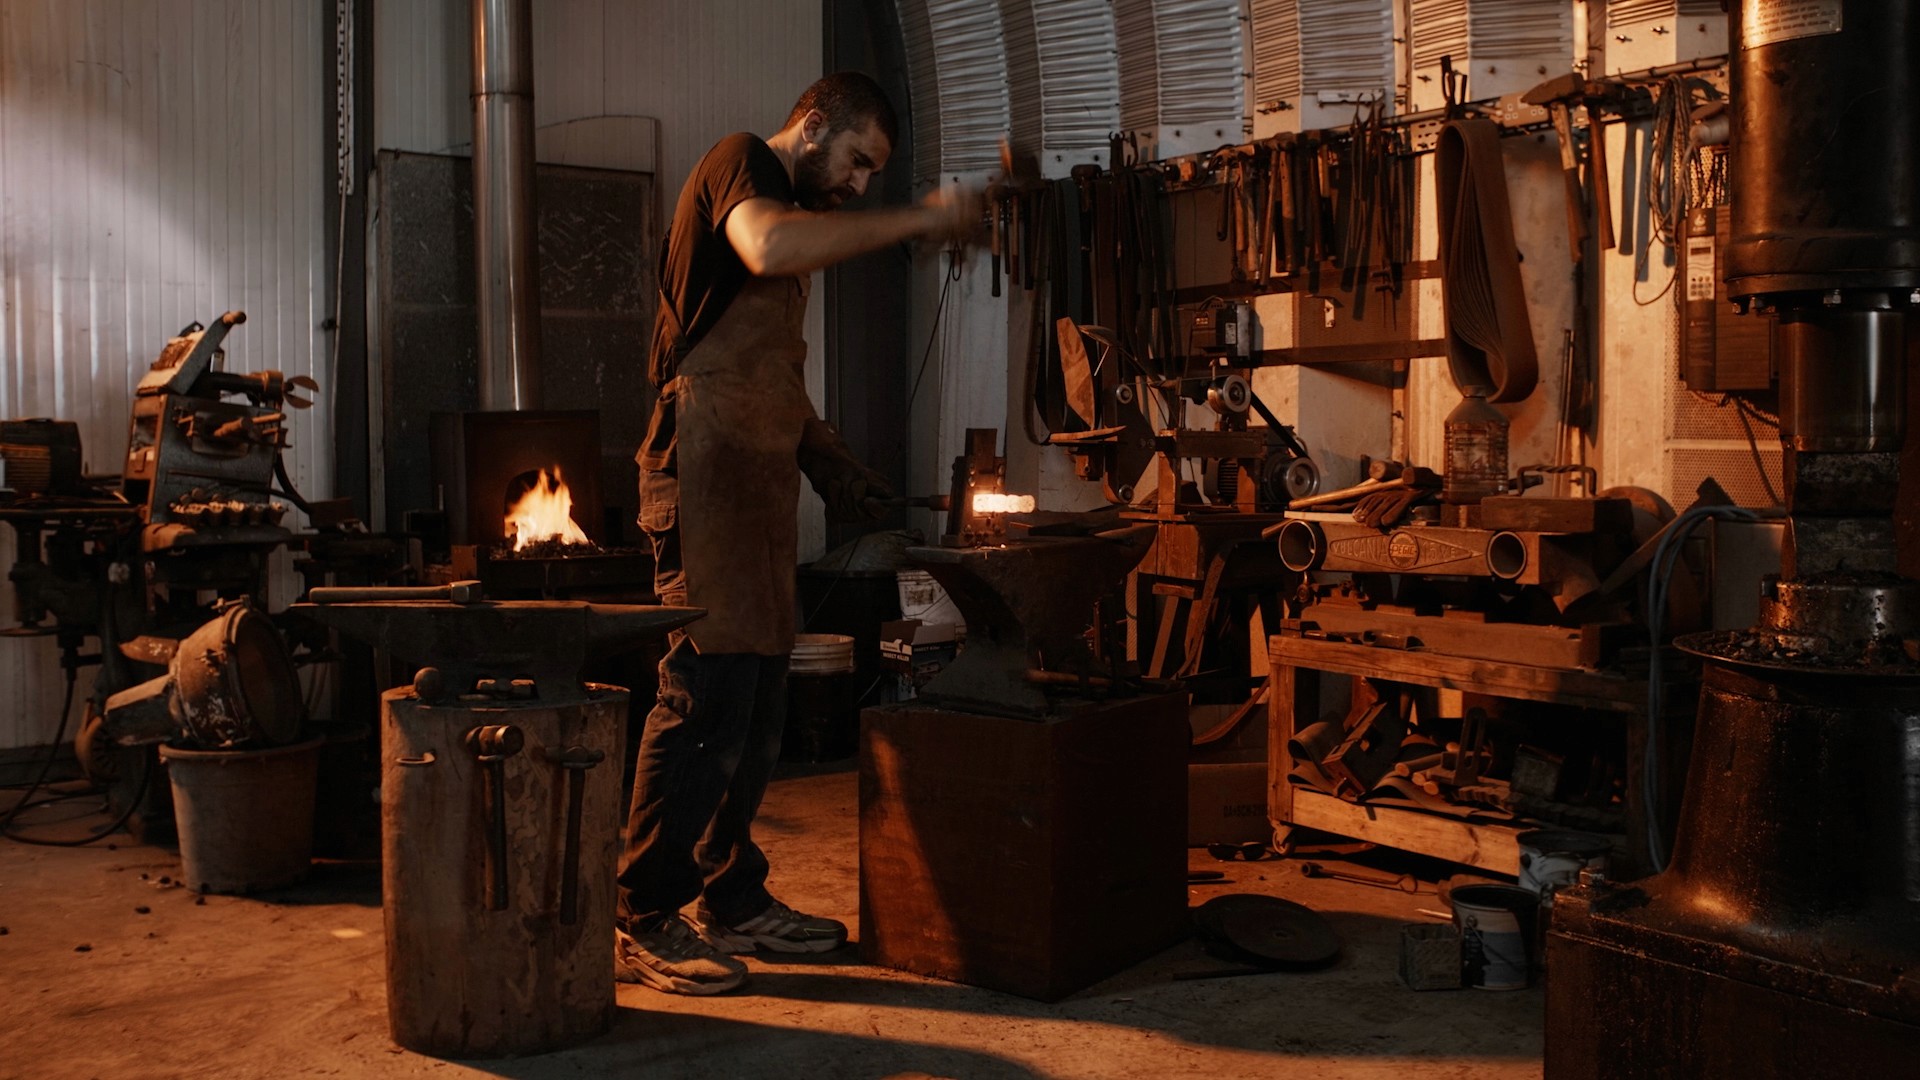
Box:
(309, 585, 452, 603)
(1587, 103, 1615, 252)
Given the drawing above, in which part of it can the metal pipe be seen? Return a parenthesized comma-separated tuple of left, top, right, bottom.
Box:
(472, 0, 541, 410)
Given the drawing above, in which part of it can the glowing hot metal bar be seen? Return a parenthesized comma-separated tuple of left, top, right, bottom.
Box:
(972, 492, 1035, 515)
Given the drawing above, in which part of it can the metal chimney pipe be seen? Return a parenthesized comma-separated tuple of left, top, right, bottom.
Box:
(472, 0, 541, 409)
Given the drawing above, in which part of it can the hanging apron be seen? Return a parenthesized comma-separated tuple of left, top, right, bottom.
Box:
(658, 273, 813, 656)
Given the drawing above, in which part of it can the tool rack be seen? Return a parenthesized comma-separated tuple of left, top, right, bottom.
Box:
(1267, 631, 1696, 880)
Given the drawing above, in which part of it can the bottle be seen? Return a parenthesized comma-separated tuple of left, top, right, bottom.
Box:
(1443, 388, 1508, 504)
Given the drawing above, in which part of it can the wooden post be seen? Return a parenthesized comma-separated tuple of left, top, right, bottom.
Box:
(382, 686, 628, 1058)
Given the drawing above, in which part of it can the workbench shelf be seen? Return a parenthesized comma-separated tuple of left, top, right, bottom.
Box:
(1266, 633, 1693, 880)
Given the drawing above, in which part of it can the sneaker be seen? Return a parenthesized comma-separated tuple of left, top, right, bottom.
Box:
(694, 900, 848, 955)
(614, 916, 748, 995)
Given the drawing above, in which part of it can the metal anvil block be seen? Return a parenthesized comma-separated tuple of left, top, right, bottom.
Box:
(905, 526, 1154, 717)
(291, 600, 703, 702)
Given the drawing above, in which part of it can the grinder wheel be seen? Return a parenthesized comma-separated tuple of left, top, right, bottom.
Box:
(1193, 894, 1341, 971)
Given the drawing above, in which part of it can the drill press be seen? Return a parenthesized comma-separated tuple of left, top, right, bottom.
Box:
(1544, 2, 1920, 1073)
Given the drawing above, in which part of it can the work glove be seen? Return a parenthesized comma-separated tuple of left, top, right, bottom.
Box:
(799, 418, 894, 522)
(1352, 487, 1422, 529)
(823, 466, 895, 523)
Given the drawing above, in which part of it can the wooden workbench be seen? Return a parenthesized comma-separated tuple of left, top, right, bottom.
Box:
(1267, 632, 1695, 879)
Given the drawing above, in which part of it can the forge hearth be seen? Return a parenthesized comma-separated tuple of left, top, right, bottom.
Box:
(431, 410, 604, 548)
(452, 541, 655, 599)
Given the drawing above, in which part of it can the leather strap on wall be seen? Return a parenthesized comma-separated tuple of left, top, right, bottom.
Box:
(1435, 119, 1538, 403)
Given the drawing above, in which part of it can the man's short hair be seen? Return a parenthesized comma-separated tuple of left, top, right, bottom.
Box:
(785, 71, 899, 147)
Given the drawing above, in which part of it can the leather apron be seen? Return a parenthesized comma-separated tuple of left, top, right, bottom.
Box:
(663, 273, 813, 656)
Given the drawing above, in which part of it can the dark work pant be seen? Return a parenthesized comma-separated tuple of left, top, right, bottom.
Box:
(617, 475, 788, 928)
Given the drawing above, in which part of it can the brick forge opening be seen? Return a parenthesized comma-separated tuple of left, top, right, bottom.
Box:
(430, 410, 604, 550)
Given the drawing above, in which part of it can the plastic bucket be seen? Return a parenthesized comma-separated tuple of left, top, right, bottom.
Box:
(786, 635, 856, 762)
(1451, 883, 1539, 990)
(791, 633, 856, 676)
(159, 736, 324, 893)
(1516, 829, 1611, 902)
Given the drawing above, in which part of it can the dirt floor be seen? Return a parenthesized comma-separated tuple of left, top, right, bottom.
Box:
(0, 766, 1542, 1080)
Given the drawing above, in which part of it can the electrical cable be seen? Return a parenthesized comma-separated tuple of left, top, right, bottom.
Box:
(1637, 74, 1713, 307)
(0, 668, 142, 847)
(903, 248, 961, 425)
(4, 755, 151, 848)
(0, 669, 78, 837)
(1641, 503, 1760, 872)
(1732, 397, 1784, 507)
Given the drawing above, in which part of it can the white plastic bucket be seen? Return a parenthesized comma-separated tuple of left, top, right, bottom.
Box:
(787, 634, 857, 762)
(790, 633, 856, 676)
(1451, 884, 1539, 990)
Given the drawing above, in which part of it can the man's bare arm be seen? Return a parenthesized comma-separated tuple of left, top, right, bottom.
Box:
(725, 188, 979, 277)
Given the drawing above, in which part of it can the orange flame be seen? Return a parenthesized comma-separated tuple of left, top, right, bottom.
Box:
(505, 467, 590, 552)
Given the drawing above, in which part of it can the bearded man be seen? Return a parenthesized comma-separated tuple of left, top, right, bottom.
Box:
(615, 71, 978, 994)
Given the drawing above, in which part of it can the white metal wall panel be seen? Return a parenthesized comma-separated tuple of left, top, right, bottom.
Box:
(1411, 0, 1471, 70)
(998, 0, 1044, 165)
(1260, 0, 1398, 135)
(1608, 0, 1674, 23)
(1031, 0, 1120, 175)
(1470, 0, 1573, 61)
(1115, 0, 1160, 138)
(1253, 0, 1302, 108)
(1301, 1, 1395, 100)
(1411, 0, 1574, 110)
(0, 0, 331, 749)
(1153, 0, 1247, 128)
(1603, 0, 1727, 72)
(372, 0, 472, 154)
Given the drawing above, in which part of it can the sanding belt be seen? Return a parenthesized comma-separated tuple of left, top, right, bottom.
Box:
(1434, 119, 1538, 403)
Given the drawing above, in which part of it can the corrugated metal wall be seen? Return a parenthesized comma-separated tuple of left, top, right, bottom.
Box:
(0, 0, 331, 750)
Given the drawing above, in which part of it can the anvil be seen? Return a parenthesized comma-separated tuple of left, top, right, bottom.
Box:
(906, 525, 1155, 717)
(291, 600, 704, 703)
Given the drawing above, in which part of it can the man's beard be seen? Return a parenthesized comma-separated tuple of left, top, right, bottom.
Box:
(794, 143, 849, 211)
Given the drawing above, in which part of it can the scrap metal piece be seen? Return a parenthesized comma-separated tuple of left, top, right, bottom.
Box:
(102, 603, 306, 749)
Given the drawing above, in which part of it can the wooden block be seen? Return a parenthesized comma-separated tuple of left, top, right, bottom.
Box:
(382, 689, 627, 1058)
(859, 693, 1190, 1001)
(1290, 788, 1520, 874)
(1479, 496, 1633, 535)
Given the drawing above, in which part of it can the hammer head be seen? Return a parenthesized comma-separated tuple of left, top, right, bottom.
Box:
(446, 580, 484, 604)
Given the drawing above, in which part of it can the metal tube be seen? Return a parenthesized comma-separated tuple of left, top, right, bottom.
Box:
(472, 0, 541, 410)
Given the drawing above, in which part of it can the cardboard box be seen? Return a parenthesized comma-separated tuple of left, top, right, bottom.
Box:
(1188, 758, 1272, 847)
(879, 620, 959, 698)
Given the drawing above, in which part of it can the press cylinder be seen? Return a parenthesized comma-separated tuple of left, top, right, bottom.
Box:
(381, 684, 628, 1058)
(1276, 519, 1324, 572)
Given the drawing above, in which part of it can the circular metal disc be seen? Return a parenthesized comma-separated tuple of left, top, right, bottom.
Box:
(1194, 894, 1341, 970)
